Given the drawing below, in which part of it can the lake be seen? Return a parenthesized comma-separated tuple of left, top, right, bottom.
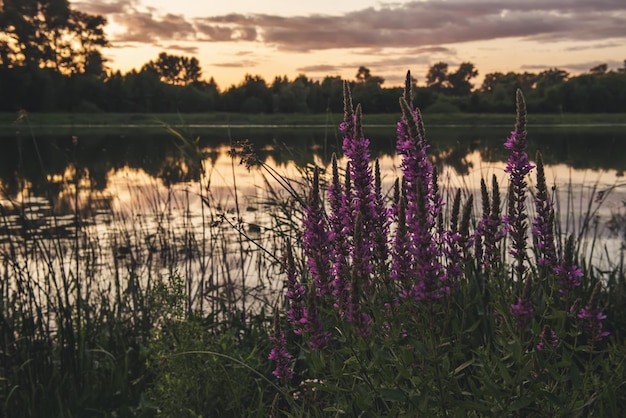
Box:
(1, 122, 625, 312)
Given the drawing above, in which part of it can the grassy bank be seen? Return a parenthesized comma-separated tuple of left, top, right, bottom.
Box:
(1, 111, 626, 133)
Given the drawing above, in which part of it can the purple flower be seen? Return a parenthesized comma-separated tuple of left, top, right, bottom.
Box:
(476, 175, 504, 269)
(269, 312, 294, 385)
(304, 286, 331, 350)
(302, 167, 332, 295)
(284, 241, 307, 335)
(504, 90, 534, 278)
(328, 155, 351, 313)
(554, 264, 582, 299)
(391, 195, 412, 292)
(577, 307, 610, 342)
(554, 235, 581, 300)
(397, 96, 447, 301)
(340, 105, 377, 282)
(532, 151, 557, 269)
(536, 324, 558, 351)
(347, 213, 372, 337)
(510, 297, 534, 331)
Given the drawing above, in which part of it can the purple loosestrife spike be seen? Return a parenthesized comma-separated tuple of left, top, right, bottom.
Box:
(398, 97, 432, 208)
(474, 179, 489, 269)
(269, 310, 294, 385)
(403, 70, 412, 105)
(305, 283, 330, 349)
(511, 275, 534, 331)
(284, 241, 307, 335)
(505, 90, 534, 280)
(554, 235, 582, 299)
(372, 159, 390, 274)
(342, 105, 377, 250)
(328, 154, 350, 313)
(533, 151, 557, 270)
(302, 167, 332, 295)
(392, 195, 413, 295)
(577, 281, 610, 341)
(458, 194, 473, 263)
(347, 213, 372, 337)
(510, 297, 534, 331)
(536, 324, 558, 351)
(432, 165, 444, 234)
(450, 189, 462, 235)
(410, 179, 446, 301)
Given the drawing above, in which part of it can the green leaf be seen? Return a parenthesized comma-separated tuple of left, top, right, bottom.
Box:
(452, 358, 474, 376)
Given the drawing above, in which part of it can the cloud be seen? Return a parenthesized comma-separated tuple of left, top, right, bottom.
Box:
(296, 64, 342, 73)
(194, 1, 626, 51)
(73, 0, 626, 53)
(163, 44, 199, 54)
(212, 60, 259, 68)
(72, 0, 135, 15)
(521, 59, 625, 72)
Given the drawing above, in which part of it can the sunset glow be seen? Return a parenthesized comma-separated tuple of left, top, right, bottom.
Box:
(69, 0, 626, 90)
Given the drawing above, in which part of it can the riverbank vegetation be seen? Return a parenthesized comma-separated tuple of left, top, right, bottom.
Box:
(1, 72, 625, 416)
(2, 111, 626, 132)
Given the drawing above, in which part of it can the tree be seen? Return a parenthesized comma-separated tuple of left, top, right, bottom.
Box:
(0, 0, 108, 73)
(142, 52, 202, 85)
(355, 66, 384, 85)
(589, 63, 608, 75)
(535, 68, 569, 91)
(426, 62, 450, 91)
(447, 62, 478, 95)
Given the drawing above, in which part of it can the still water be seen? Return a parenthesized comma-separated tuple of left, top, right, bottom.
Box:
(0, 123, 625, 311)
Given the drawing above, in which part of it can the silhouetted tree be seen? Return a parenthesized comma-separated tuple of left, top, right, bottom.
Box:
(447, 62, 478, 95)
(0, 0, 108, 73)
(142, 52, 202, 86)
(355, 66, 385, 85)
(426, 62, 450, 91)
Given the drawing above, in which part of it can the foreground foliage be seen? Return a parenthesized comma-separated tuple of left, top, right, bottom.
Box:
(0, 71, 625, 417)
(267, 73, 626, 417)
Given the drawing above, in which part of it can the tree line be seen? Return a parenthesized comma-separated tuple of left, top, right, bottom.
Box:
(1, 0, 626, 114)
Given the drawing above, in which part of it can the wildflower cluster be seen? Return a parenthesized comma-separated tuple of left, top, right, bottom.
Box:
(266, 74, 612, 414)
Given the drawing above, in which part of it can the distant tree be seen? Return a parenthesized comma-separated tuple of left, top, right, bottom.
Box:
(589, 63, 608, 75)
(355, 66, 384, 85)
(535, 68, 569, 91)
(426, 62, 450, 91)
(447, 62, 478, 95)
(142, 52, 202, 85)
(481, 72, 537, 96)
(222, 74, 272, 113)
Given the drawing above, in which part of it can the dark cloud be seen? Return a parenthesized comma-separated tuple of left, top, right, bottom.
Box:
(296, 64, 342, 73)
(163, 44, 199, 54)
(212, 60, 258, 68)
(196, 1, 626, 51)
(521, 59, 625, 72)
(565, 41, 624, 51)
(72, 0, 136, 15)
(73, 0, 626, 53)
(113, 11, 195, 42)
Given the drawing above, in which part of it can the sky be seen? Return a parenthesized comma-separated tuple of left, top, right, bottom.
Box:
(69, 0, 626, 90)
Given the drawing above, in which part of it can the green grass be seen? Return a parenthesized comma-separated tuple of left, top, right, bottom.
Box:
(1, 111, 625, 133)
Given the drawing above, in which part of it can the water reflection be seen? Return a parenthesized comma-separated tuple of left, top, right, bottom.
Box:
(1, 124, 624, 315)
(1, 125, 624, 201)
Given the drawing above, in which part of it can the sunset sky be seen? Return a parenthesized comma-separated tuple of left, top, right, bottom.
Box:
(70, 0, 626, 90)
